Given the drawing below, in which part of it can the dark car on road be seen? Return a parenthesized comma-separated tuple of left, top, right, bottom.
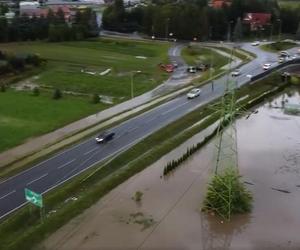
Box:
(95, 132, 115, 143)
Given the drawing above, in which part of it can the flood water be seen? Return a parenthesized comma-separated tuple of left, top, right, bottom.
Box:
(39, 88, 300, 250)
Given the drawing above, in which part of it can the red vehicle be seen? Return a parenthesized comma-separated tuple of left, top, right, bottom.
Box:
(159, 63, 174, 73)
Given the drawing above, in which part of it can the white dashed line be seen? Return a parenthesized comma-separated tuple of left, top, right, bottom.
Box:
(83, 147, 99, 156)
(128, 126, 138, 132)
(162, 101, 189, 115)
(57, 158, 76, 169)
(0, 190, 16, 200)
(26, 173, 48, 186)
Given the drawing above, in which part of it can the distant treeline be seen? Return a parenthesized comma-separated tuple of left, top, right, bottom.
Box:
(0, 8, 99, 42)
(102, 0, 300, 40)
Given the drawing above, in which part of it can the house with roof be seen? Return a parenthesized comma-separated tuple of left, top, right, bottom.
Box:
(243, 12, 271, 31)
(208, 0, 231, 9)
(20, 3, 73, 21)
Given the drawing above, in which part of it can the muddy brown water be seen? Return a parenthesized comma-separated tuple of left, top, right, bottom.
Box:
(38, 89, 300, 250)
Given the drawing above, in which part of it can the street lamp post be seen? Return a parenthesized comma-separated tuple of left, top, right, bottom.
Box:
(130, 70, 142, 99)
(277, 19, 282, 41)
(165, 18, 170, 41)
(227, 21, 233, 42)
(269, 23, 273, 41)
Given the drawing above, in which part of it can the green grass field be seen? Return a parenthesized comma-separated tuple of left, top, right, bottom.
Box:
(279, 0, 300, 8)
(260, 41, 298, 52)
(1, 39, 170, 99)
(0, 38, 170, 153)
(182, 46, 229, 68)
(0, 90, 108, 152)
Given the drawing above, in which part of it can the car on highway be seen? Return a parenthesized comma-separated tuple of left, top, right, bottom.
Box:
(278, 56, 285, 63)
(187, 88, 201, 99)
(187, 66, 196, 73)
(280, 51, 290, 57)
(263, 63, 271, 70)
(251, 41, 260, 46)
(95, 132, 115, 143)
(231, 69, 241, 77)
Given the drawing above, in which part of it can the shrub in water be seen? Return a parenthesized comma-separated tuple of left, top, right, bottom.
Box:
(203, 167, 252, 221)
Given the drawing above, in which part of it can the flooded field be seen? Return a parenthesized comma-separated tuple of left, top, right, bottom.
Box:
(38, 89, 300, 250)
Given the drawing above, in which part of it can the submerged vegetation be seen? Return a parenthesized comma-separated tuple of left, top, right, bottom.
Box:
(202, 168, 253, 221)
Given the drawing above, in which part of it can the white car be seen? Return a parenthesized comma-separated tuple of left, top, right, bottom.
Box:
(278, 57, 285, 63)
(251, 41, 260, 46)
(187, 66, 196, 73)
(187, 88, 201, 99)
(263, 63, 271, 70)
(231, 69, 241, 77)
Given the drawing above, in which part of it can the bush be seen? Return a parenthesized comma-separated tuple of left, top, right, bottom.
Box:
(203, 168, 252, 221)
(91, 93, 100, 104)
(133, 191, 143, 202)
(52, 89, 62, 100)
(0, 84, 6, 92)
(32, 87, 40, 96)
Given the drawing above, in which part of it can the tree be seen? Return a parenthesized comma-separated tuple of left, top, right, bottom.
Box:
(0, 18, 8, 42)
(52, 88, 62, 99)
(91, 93, 100, 104)
(32, 87, 40, 96)
(296, 22, 300, 41)
(233, 17, 243, 41)
(0, 84, 6, 92)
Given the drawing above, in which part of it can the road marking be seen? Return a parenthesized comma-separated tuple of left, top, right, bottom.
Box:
(83, 147, 99, 156)
(146, 115, 159, 123)
(26, 173, 48, 186)
(0, 190, 16, 200)
(128, 126, 138, 133)
(162, 101, 189, 115)
(57, 159, 76, 169)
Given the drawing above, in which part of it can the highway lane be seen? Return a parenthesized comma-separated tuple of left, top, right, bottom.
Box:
(0, 42, 299, 219)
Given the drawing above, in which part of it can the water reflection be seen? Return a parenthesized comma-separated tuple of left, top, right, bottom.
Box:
(200, 212, 251, 250)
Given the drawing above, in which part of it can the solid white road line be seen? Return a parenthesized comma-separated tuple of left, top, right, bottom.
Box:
(83, 147, 99, 156)
(57, 159, 76, 169)
(0, 190, 16, 200)
(26, 173, 48, 186)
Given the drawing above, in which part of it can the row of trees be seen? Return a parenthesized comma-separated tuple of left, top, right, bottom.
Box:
(0, 50, 43, 75)
(0, 8, 99, 42)
(102, 0, 300, 40)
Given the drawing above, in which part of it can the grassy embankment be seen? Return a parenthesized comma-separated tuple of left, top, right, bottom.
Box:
(260, 41, 298, 52)
(0, 39, 170, 153)
(182, 45, 253, 84)
(0, 73, 292, 250)
(278, 0, 300, 8)
(182, 46, 229, 82)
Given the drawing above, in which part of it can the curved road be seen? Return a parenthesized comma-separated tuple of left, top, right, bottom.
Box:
(0, 42, 299, 220)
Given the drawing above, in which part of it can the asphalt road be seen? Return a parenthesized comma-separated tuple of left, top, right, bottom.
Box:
(0, 42, 299, 220)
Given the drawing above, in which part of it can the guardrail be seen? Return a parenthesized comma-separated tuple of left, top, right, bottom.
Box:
(250, 58, 300, 82)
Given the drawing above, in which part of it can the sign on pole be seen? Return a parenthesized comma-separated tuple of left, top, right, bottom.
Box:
(25, 188, 43, 208)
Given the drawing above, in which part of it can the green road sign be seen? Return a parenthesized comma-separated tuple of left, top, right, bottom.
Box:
(25, 188, 43, 208)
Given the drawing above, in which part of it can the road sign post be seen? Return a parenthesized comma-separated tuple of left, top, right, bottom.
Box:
(25, 188, 44, 222)
(25, 188, 43, 208)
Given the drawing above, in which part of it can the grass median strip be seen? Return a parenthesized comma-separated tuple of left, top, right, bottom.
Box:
(0, 72, 290, 250)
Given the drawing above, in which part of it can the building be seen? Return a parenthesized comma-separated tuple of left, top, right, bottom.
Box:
(20, 3, 72, 21)
(243, 13, 271, 31)
(209, 0, 231, 9)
